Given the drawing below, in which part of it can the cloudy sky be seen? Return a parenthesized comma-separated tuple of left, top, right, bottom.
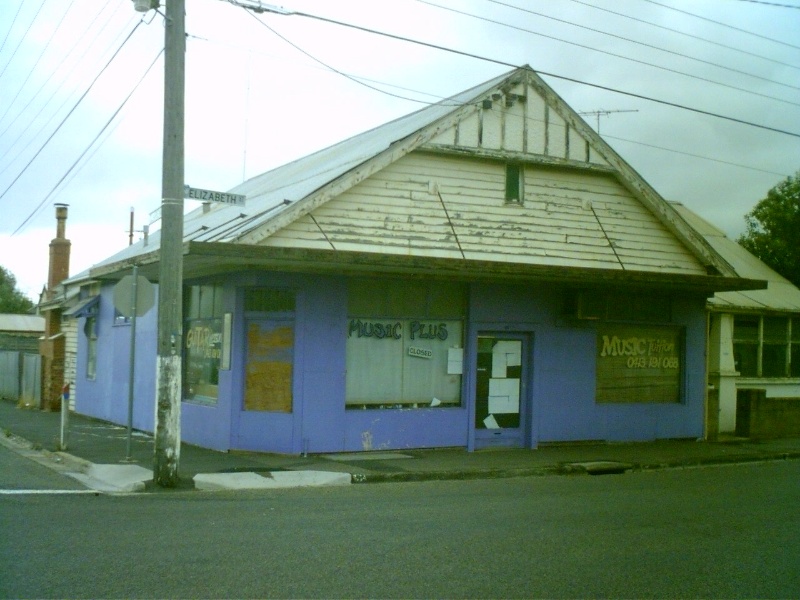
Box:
(1, 0, 798, 300)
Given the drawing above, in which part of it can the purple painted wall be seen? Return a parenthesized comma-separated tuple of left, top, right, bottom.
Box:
(75, 284, 157, 433)
(74, 273, 709, 455)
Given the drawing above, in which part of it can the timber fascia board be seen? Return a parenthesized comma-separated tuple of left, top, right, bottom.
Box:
(186, 241, 766, 294)
(88, 246, 179, 281)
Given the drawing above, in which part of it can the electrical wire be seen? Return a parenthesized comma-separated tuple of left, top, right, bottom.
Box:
(476, 0, 800, 91)
(643, 0, 800, 51)
(0, 1, 75, 129)
(733, 0, 800, 7)
(257, 8, 800, 138)
(242, 10, 458, 105)
(186, 30, 450, 105)
(419, 0, 800, 106)
(0, 6, 134, 170)
(0, 19, 144, 206)
(567, 0, 800, 71)
(213, 11, 792, 178)
(0, 0, 46, 81)
(0, 1, 26, 57)
(11, 47, 164, 236)
(603, 134, 791, 177)
(187, 25, 793, 182)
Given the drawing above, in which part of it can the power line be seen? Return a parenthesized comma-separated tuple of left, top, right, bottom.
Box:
(733, 0, 800, 7)
(0, 1, 26, 57)
(0, 0, 46, 82)
(0, 1, 75, 129)
(245, 5, 800, 138)
(12, 47, 164, 236)
(643, 0, 800, 51)
(568, 0, 800, 71)
(419, 0, 800, 106)
(0, 19, 144, 206)
(0, 6, 135, 169)
(242, 10, 448, 105)
(186, 30, 450, 105)
(603, 134, 791, 178)
(478, 0, 800, 91)
(196, 21, 792, 180)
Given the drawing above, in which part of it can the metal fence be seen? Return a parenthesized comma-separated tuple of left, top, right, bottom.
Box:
(0, 350, 41, 406)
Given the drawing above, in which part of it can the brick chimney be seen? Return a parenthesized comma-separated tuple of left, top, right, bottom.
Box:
(40, 204, 70, 411)
(46, 203, 71, 301)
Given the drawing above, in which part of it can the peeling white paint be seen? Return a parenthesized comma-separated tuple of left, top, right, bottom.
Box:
(154, 354, 182, 484)
(361, 431, 373, 451)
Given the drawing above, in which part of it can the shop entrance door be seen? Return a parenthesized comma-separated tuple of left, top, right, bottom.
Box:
(233, 318, 294, 451)
(474, 334, 529, 449)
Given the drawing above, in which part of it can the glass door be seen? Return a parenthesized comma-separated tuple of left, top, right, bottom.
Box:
(474, 334, 528, 448)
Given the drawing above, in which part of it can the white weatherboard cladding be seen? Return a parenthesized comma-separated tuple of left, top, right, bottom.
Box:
(427, 81, 607, 166)
(261, 153, 706, 275)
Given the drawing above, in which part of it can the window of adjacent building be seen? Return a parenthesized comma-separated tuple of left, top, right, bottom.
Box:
(84, 315, 97, 380)
(346, 278, 466, 409)
(733, 315, 798, 378)
(184, 284, 224, 403)
(505, 164, 523, 204)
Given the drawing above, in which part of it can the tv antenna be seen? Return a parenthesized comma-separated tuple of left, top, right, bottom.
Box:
(578, 109, 639, 133)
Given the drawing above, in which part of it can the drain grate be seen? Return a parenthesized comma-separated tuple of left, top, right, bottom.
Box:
(566, 461, 632, 475)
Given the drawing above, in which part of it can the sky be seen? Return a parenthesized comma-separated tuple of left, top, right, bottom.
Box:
(0, 0, 798, 301)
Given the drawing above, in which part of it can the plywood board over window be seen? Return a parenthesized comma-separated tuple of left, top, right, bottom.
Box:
(245, 322, 293, 412)
(596, 324, 682, 403)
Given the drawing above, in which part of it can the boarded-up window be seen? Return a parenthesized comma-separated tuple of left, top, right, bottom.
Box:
(596, 325, 682, 403)
(244, 321, 293, 412)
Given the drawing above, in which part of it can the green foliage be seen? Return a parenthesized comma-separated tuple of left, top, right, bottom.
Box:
(738, 171, 800, 288)
(0, 266, 35, 314)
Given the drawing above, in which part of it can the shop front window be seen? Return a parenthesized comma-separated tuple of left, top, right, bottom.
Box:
(345, 278, 465, 409)
(184, 284, 224, 403)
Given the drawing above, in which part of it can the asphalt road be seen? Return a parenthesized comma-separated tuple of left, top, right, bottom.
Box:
(0, 443, 87, 493)
(2, 459, 798, 599)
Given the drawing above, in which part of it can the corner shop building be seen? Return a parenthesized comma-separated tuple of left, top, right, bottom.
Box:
(72, 67, 763, 454)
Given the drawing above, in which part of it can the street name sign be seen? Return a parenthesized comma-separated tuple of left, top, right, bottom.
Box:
(184, 185, 245, 207)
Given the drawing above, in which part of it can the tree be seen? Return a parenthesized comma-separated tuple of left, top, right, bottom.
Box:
(0, 266, 35, 314)
(738, 170, 800, 288)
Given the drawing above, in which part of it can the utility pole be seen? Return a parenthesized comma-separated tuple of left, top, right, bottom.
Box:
(146, 0, 185, 487)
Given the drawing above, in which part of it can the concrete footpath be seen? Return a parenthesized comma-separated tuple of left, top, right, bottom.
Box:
(2, 399, 799, 493)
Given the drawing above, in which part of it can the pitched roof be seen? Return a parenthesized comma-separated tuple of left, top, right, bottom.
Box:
(0, 314, 44, 333)
(90, 69, 511, 272)
(88, 66, 760, 293)
(671, 203, 800, 312)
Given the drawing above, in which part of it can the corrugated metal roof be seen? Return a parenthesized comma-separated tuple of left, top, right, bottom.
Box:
(0, 314, 44, 333)
(90, 70, 511, 273)
(671, 203, 800, 312)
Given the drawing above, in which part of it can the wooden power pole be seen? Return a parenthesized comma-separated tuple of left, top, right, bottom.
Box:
(153, 0, 185, 487)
